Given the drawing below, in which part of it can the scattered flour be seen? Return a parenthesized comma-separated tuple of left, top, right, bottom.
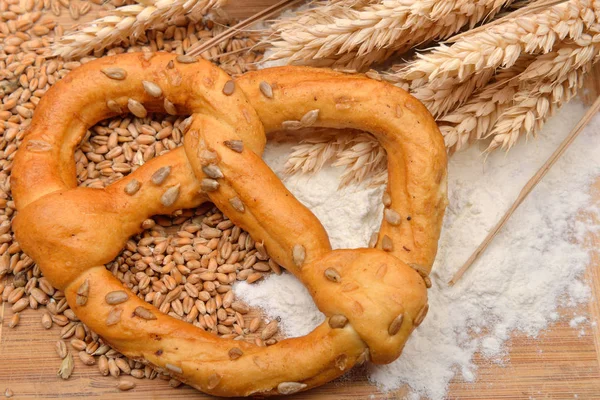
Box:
(233, 101, 600, 399)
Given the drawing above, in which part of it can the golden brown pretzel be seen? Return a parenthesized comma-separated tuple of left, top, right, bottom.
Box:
(11, 52, 447, 397)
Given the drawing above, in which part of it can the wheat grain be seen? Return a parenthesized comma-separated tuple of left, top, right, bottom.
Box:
(52, 0, 227, 59)
(265, 0, 516, 70)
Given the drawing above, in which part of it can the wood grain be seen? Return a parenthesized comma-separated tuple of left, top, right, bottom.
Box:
(2, 1, 600, 399)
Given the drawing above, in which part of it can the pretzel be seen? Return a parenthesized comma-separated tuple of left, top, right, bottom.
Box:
(11, 52, 447, 397)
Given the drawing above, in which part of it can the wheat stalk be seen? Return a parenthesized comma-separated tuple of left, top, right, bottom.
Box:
(264, 0, 518, 70)
(53, 0, 227, 59)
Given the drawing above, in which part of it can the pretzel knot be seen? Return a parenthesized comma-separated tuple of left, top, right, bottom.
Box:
(12, 53, 447, 397)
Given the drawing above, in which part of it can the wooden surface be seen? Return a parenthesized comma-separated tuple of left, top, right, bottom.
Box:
(2, 1, 600, 399)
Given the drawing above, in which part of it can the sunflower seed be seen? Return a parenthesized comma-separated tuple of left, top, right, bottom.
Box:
(201, 179, 219, 192)
(414, 304, 429, 326)
(76, 279, 89, 306)
(165, 363, 182, 374)
(228, 197, 245, 212)
(57, 352, 74, 379)
(169, 378, 182, 388)
(258, 80, 273, 98)
(261, 320, 278, 340)
(26, 140, 52, 152)
(179, 116, 193, 133)
(127, 99, 147, 118)
(207, 373, 221, 389)
(142, 80, 162, 98)
(5, 388, 13, 398)
(357, 348, 370, 365)
(423, 276, 432, 288)
(176, 55, 198, 64)
(134, 306, 157, 320)
(124, 179, 141, 195)
(101, 67, 127, 80)
(222, 80, 235, 95)
(107, 99, 122, 114)
(292, 244, 305, 267)
(277, 382, 307, 395)
(199, 149, 218, 165)
(282, 120, 303, 130)
(161, 184, 180, 207)
(151, 166, 171, 185)
(382, 192, 392, 207)
(300, 109, 319, 126)
(106, 307, 122, 326)
(202, 164, 223, 179)
(368, 232, 378, 248)
(105, 290, 129, 305)
(228, 347, 243, 360)
(324, 268, 341, 283)
(381, 235, 393, 251)
(224, 140, 243, 153)
(384, 209, 402, 226)
(328, 314, 348, 329)
(163, 98, 177, 115)
(388, 313, 404, 335)
(335, 354, 348, 370)
(117, 379, 136, 391)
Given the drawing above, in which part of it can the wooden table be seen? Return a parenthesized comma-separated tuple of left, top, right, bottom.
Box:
(2, 1, 600, 398)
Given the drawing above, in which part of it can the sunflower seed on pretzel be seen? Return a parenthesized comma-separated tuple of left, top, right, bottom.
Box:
(176, 55, 198, 64)
(133, 306, 157, 320)
(277, 382, 307, 395)
(151, 166, 171, 185)
(259, 81, 273, 98)
(101, 67, 127, 80)
(142, 80, 162, 98)
(127, 99, 147, 118)
(229, 197, 245, 212)
(202, 165, 223, 179)
(224, 140, 243, 153)
(161, 184, 180, 207)
(163, 98, 177, 115)
(201, 179, 219, 192)
(222, 80, 235, 96)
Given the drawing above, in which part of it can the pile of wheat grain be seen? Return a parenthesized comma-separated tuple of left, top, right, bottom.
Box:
(0, 0, 281, 392)
(265, 0, 600, 184)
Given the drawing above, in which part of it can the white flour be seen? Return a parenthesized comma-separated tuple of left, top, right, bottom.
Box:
(234, 101, 600, 399)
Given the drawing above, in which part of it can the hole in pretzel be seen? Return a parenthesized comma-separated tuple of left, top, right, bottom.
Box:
(78, 115, 388, 363)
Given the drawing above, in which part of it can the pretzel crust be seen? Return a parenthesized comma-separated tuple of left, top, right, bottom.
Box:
(12, 53, 447, 396)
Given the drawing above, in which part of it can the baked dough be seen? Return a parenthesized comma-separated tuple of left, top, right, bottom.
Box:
(12, 52, 447, 396)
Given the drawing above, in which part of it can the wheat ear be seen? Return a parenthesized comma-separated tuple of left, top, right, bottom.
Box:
(486, 59, 595, 152)
(53, 0, 227, 59)
(265, 0, 517, 70)
(284, 130, 387, 188)
(400, 0, 596, 86)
